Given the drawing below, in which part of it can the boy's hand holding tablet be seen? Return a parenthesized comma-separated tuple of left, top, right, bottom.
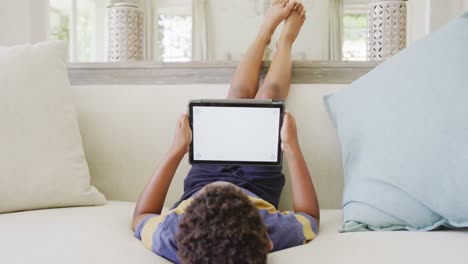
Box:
(171, 100, 299, 165)
(170, 114, 192, 156)
(280, 111, 298, 152)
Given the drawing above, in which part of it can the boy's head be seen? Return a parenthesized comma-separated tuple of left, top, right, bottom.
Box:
(176, 182, 271, 264)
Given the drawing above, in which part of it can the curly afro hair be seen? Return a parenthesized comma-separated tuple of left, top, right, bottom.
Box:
(176, 183, 270, 264)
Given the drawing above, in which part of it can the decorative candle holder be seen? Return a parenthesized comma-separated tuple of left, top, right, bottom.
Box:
(368, 0, 407, 60)
(107, 2, 144, 61)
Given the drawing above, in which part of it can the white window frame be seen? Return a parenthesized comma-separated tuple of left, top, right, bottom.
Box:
(69, 0, 78, 61)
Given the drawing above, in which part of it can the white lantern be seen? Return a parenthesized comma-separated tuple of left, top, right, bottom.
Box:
(107, 2, 144, 61)
(368, 0, 407, 60)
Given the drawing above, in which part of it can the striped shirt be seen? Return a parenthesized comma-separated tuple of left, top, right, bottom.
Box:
(134, 188, 318, 263)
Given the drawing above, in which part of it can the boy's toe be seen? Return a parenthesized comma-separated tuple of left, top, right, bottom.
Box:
(298, 2, 305, 11)
(286, 0, 295, 10)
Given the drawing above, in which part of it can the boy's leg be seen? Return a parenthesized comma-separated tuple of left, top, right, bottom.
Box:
(228, 0, 296, 99)
(255, 2, 306, 100)
(240, 3, 305, 208)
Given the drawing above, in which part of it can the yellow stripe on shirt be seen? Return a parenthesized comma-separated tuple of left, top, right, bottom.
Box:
(141, 215, 166, 250)
(248, 195, 316, 242)
(172, 198, 194, 215)
(294, 214, 316, 243)
(248, 196, 291, 215)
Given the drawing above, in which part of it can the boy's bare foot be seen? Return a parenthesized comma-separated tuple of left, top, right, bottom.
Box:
(259, 0, 296, 45)
(278, 1, 306, 47)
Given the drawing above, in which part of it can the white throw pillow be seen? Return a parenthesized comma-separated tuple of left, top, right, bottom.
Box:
(0, 41, 106, 213)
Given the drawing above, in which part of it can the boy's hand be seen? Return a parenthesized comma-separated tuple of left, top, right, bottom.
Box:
(171, 114, 192, 155)
(281, 111, 299, 152)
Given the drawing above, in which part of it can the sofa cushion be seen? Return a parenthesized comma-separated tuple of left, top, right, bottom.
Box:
(325, 12, 468, 231)
(0, 202, 159, 264)
(0, 202, 466, 264)
(0, 41, 105, 213)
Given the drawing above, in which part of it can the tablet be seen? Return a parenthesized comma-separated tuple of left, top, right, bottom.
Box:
(189, 99, 284, 166)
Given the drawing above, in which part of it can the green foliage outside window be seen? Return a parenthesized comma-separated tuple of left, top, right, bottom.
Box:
(50, 8, 70, 42)
(343, 14, 367, 41)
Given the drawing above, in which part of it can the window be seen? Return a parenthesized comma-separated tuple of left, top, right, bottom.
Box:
(156, 7, 192, 62)
(342, 5, 368, 61)
(48, 0, 194, 62)
(48, 0, 106, 62)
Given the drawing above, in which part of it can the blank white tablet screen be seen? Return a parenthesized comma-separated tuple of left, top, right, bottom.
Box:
(193, 106, 280, 162)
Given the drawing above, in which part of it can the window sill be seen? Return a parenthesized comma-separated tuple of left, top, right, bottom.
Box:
(68, 61, 379, 86)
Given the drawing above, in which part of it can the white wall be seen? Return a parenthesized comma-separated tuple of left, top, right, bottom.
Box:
(0, 0, 32, 45)
(428, 0, 467, 31)
(407, 0, 430, 45)
(406, 0, 468, 45)
(0, 0, 47, 45)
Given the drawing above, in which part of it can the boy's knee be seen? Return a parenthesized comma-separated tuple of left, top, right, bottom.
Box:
(228, 84, 256, 99)
(257, 82, 283, 100)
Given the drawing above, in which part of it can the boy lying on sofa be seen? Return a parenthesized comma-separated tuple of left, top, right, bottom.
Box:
(132, 1, 319, 263)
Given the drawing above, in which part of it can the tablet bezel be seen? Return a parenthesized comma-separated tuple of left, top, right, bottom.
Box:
(188, 99, 285, 166)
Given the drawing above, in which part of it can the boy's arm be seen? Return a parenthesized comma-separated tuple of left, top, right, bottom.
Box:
(132, 114, 192, 231)
(281, 112, 320, 227)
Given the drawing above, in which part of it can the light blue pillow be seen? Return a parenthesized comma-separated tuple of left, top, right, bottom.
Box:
(325, 12, 468, 232)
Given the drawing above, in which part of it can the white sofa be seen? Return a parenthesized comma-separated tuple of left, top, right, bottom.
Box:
(1, 83, 467, 263)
